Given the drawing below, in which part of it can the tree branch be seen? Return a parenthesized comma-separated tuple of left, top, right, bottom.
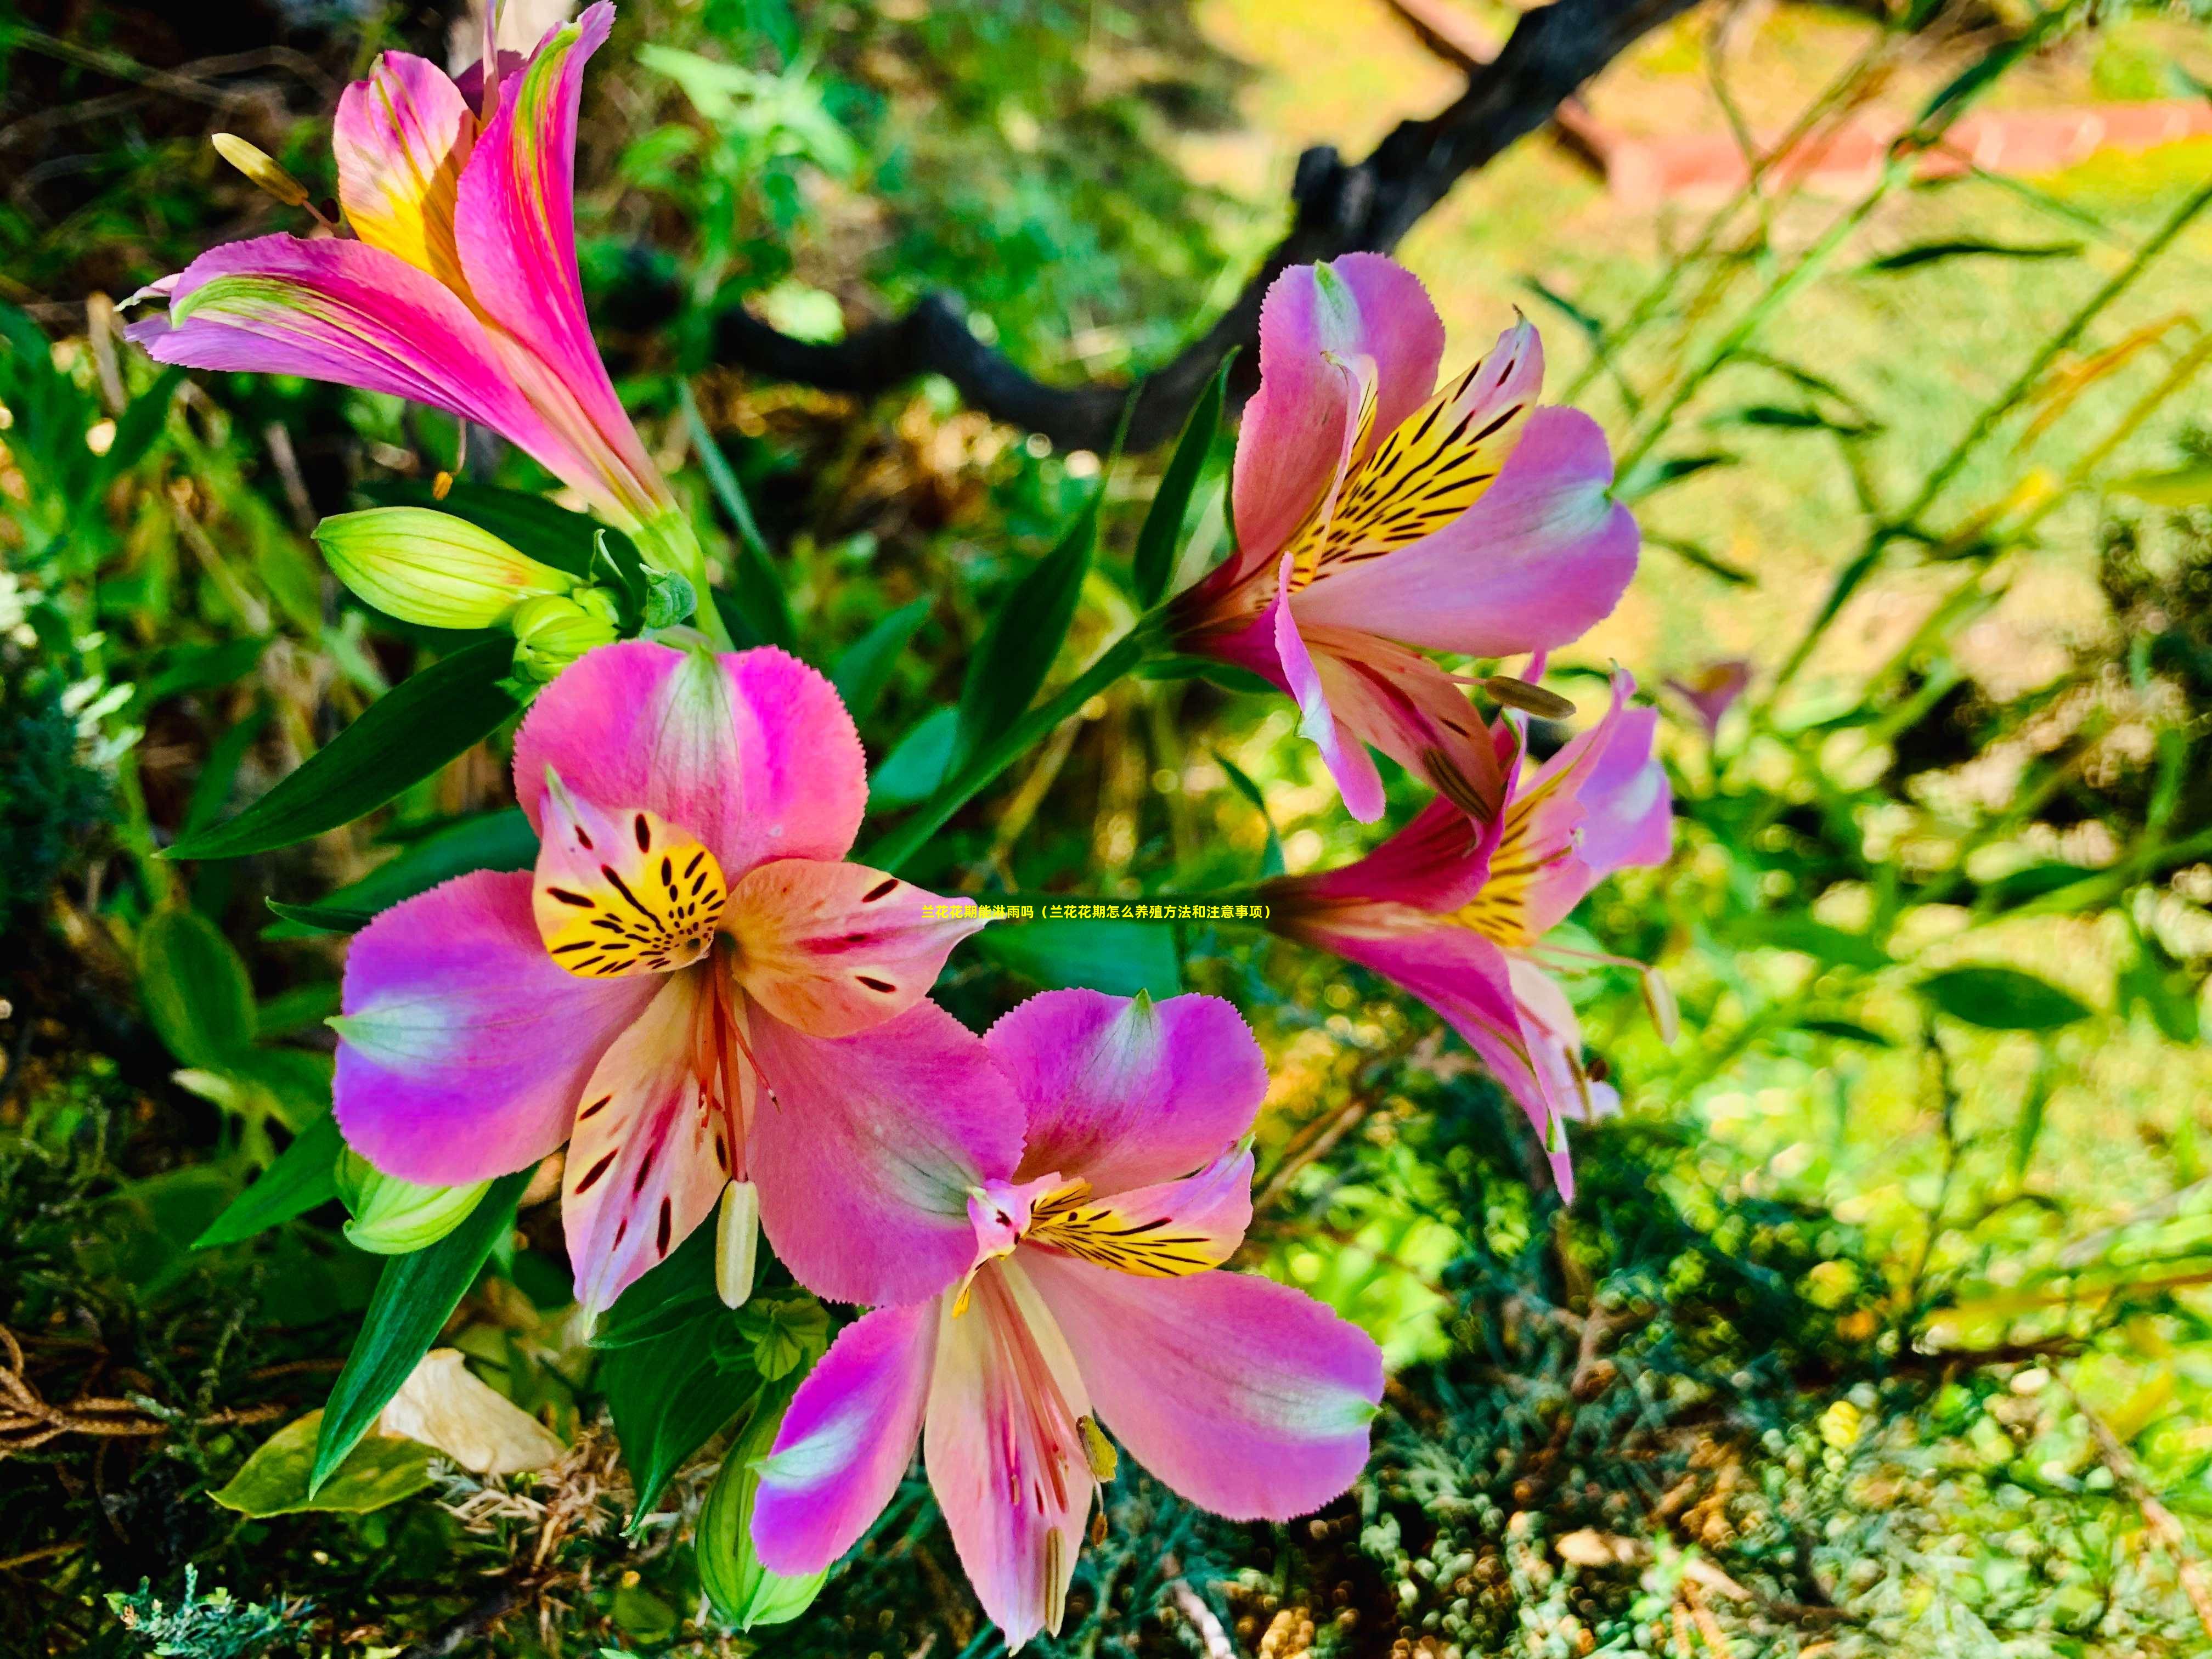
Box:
(689, 0, 1697, 451)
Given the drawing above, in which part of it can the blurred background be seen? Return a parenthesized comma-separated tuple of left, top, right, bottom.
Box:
(7, 0, 2212, 1654)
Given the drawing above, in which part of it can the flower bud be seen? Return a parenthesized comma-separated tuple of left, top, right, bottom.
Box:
(511, 588, 622, 682)
(335, 1147, 490, 1255)
(314, 507, 576, 629)
(212, 133, 314, 209)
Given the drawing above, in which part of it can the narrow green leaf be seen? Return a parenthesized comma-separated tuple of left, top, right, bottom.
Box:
(1859, 239, 2082, 274)
(1132, 354, 1232, 606)
(1916, 966, 2092, 1032)
(310, 1169, 529, 1494)
(977, 917, 1181, 997)
(1213, 751, 1284, 878)
(1136, 654, 1281, 697)
(599, 1226, 757, 1520)
(2107, 460, 2212, 507)
(170, 640, 526, 860)
(831, 597, 931, 723)
(867, 706, 959, 809)
(83, 366, 183, 499)
(193, 1107, 344, 1249)
(1614, 453, 1735, 503)
(138, 906, 257, 1068)
(953, 489, 1103, 771)
(698, 1376, 826, 1630)
(263, 809, 538, 939)
(213, 1410, 433, 1517)
(1798, 1018, 1894, 1047)
(681, 382, 798, 652)
(1646, 534, 1756, 586)
(256, 981, 340, 1040)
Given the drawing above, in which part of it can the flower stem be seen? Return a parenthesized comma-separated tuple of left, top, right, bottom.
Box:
(865, 627, 1156, 875)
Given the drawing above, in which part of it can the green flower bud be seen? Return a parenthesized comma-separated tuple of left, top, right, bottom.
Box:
(314, 507, 576, 629)
(335, 1147, 490, 1255)
(511, 587, 623, 682)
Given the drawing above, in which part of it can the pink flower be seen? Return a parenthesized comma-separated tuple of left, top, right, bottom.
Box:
(331, 640, 1015, 1314)
(1263, 673, 1673, 1199)
(1666, 659, 1751, 742)
(1168, 255, 1638, 823)
(125, 5, 689, 567)
(749, 991, 1384, 1649)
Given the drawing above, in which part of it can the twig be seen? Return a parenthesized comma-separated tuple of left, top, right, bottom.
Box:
(645, 0, 1699, 451)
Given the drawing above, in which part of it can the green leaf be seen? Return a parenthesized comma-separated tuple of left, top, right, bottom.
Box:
(953, 488, 1103, 771)
(223, 1047, 334, 1133)
(364, 478, 606, 579)
(1798, 1017, 1894, 1047)
(1859, 239, 2082, 274)
(599, 1227, 758, 1521)
(1136, 654, 1281, 697)
(681, 382, 798, 652)
(1731, 913, 1893, 972)
(1916, 966, 2092, 1032)
(212, 1410, 433, 1517)
(867, 707, 958, 809)
(170, 640, 527, 860)
(193, 1107, 344, 1249)
(1214, 751, 1284, 878)
(831, 598, 931, 724)
(2107, 460, 2212, 508)
(256, 981, 340, 1040)
(1703, 404, 1874, 439)
(977, 917, 1181, 997)
(264, 809, 538, 940)
(1645, 534, 1756, 586)
(311, 1169, 529, 1494)
(82, 366, 182, 500)
(1615, 453, 1735, 503)
(698, 1376, 827, 1630)
(138, 906, 257, 1068)
(1132, 354, 1232, 607)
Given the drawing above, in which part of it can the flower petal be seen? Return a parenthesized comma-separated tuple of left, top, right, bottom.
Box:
(334, 870, 651, 1185)
(1232, 257, 1444, 571)
(452, 1, 664, 521)
(753, 1302, 937, 1575)
(1290, 408, 1638, 658)
(1301, 317, 1543, 578)
(512, 641, 866, 882)
(1023, 1147, 1253, 1278)
(531, 772, 729, 979)
(724, 860, 988, 1038)
(1023, 1252, 1382, 1521)
(334, 51, 476, 291)
(925, 1262, 1093, 1649)
(1268, 552, 1387, 823)
(1514, 674, 1671, 935)
(561, 970, 733, 1313)
(127, 234, 571, 476)
(1295, 619, 1506, 822)
(747, 998, 1022, 1305)
(989, 990, 1267, 1195)
(1275, 794, 1500, 915)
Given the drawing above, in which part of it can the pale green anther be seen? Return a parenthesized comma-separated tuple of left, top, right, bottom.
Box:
(315, 507, 577, 629)
(511, 587, 623, 682)
(334, 1147, 490, 1255)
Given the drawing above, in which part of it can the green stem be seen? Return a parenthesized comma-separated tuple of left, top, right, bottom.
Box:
(865, 628, 1156, 875)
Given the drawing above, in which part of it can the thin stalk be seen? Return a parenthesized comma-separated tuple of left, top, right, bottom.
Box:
(1776, 173, 2212, 689)
(864, 625, 1157, 874)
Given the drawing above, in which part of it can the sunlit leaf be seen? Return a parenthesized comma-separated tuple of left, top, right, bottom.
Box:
(1132, 353, 1231, 607)
(212, 1410, 433, 1517)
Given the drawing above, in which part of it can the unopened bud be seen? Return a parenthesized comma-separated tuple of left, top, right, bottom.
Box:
(511, 588, 622, 682)
(335, 1147, 490, 1255)
(315, 507, 576, 628)
(212, 133, 313, 210)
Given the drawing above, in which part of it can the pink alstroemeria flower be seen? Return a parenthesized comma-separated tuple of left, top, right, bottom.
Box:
(1264, 673, 1673, 1198)
(1168, 255, 1639, 824)
(126, 5, 692, 571)
(331, 640, 1015, 1313)
(750, 991, 1384, 1649)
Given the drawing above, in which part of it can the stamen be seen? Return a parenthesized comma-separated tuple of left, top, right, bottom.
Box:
(211, 134, 335, 230)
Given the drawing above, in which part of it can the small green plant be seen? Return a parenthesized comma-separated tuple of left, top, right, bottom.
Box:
(105, 1567, 305, 1659)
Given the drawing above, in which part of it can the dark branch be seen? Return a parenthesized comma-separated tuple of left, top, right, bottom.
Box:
(686, 0, 1700, 452)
